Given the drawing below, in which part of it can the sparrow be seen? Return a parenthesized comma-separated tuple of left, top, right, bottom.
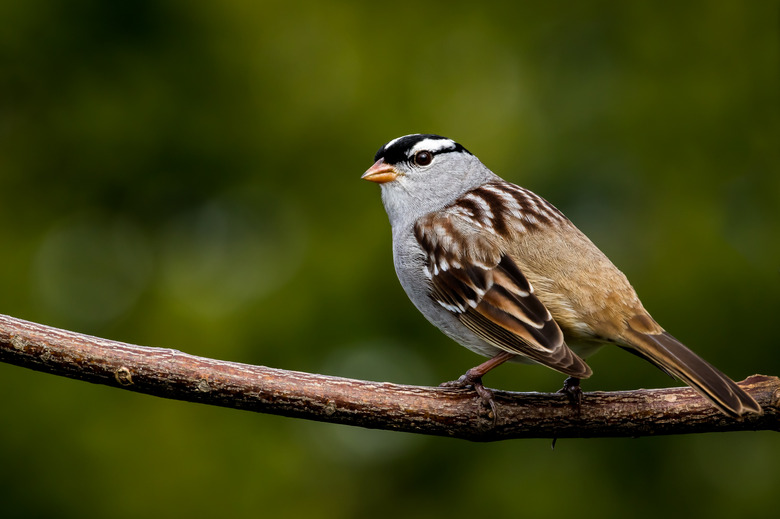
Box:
(362, 133, 761, 417)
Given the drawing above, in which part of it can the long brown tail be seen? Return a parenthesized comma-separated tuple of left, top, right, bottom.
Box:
(623, 326, 762, 417)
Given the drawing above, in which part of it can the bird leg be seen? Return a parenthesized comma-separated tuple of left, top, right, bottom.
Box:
(440, 351, 515, 419)
(558, 376, 583, 409)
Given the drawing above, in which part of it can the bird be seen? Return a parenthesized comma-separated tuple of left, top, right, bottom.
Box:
(361, 133, 761, 417)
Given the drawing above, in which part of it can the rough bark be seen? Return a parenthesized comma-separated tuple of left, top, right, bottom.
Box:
(1, 314, 777, 441)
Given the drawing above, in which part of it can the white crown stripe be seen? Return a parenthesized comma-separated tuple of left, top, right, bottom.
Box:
(408, 138, 458, 157)
(383, 137, 401, 149)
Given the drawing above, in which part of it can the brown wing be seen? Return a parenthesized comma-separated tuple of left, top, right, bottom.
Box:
(414, 211, 592, 379)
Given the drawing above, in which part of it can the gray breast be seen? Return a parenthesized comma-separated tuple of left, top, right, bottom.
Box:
(391, 225, 503, 358)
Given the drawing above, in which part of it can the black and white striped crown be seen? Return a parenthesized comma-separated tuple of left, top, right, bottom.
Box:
(374, 134, 471, 164)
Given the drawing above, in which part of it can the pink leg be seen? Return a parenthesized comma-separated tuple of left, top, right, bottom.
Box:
(440, 351, 516, 419)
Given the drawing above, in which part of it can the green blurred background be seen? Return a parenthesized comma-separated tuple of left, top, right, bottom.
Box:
(1, 1, 779, 518)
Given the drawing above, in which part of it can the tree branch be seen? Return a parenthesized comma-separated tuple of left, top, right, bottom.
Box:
(1, 313, 777, 440)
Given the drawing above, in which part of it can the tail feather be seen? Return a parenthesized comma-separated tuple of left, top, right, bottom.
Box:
(624, 328, 762, 417)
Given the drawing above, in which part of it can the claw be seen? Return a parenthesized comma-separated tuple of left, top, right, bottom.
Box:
(439, 352, 515, 426)
(441, 370, 498, 425)
(558, 376, 583, 411)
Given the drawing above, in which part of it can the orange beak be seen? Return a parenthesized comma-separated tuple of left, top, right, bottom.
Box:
(361, 159, 399, 184)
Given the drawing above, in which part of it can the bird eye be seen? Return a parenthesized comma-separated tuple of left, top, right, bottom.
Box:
(413, 151, 433, 166)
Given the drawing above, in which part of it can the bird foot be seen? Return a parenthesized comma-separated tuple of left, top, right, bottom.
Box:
(558, 376, 583, 410)
(440, 371, 498, 423)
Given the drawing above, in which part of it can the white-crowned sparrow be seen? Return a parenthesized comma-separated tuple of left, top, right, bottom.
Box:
(362, 133, 761, 417)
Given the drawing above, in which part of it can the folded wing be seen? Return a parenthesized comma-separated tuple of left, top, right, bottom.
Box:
(414, 211, 592, 379)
